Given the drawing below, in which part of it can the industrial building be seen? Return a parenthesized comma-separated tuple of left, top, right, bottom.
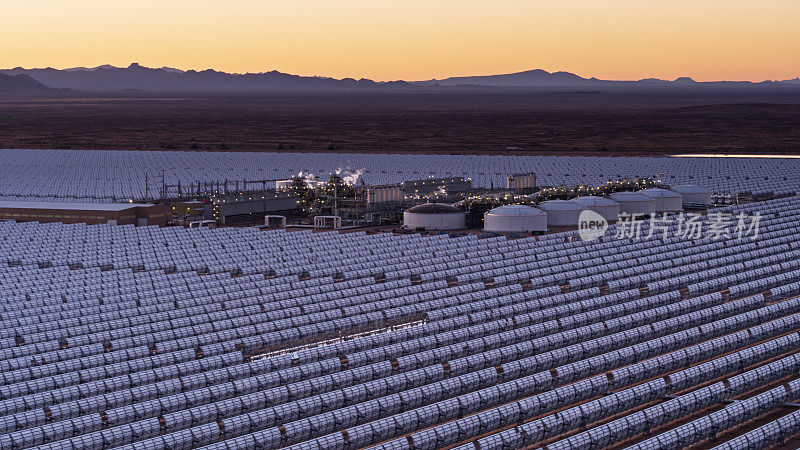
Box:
(483, 204, 547, 232)
(365, 184, 404, 204)
(673, 184, 714, 205)
(206, 192, 299, 224)
(638, 187, 684, 212)
(0, 200, 167, 226)
(538, 199, 585, 227)
(403, 203, 466, 230)
(506, 172, 536, 191)
(610, 191, 657, 215)
(571, 195, 621, 222)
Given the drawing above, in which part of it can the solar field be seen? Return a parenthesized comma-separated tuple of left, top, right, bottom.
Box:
(1, 149, 800, 202)
(1, 190, 800, 449)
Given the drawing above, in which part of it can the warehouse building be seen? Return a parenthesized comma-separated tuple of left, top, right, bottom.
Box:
(0, 201, 167, 226)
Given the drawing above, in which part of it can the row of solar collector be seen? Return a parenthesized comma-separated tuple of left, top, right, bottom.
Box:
(0, 229, 460, 277)
(328, 306, 800, 450)
(0, 237, 792, 382)
(627, 376, 800, 450)
(0, 288, 756, 442)
(0, 203, 776, 282)
(455, 333, 800, 450)
(2, 214, 795, 335)
(0, 212, 788, 302)
(4, 227, 794, 363)
(0, 243, 790, 384)
(3, 227, 792, 326)
(0, 273, 404, 333)
(0, 274, 788, 440)
(1, 236, 792, 398)
(0, 294, 768, 444)
(100, 291, 800, 450)
(711, 409, 800, 450)
(4, 284, 794, 448)
(0, 209, 792, 410)
(3, 208, 795, 308)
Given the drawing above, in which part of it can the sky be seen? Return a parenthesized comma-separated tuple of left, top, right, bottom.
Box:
(2, 0, 799, 82)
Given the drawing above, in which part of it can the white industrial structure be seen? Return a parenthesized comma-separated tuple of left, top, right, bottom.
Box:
(570, 196, 621, 222)
(313, 216, 341, 229)
(610, 191, 657, 215)
(483, 205, 547, 232)
(403, 203, 466, 231)
(506, 173, 536, 191)
(672, 184, 713, 205)
(366, 185, 404, 204)
(538, 200, 585, 227)
(638, 188, 684, 212)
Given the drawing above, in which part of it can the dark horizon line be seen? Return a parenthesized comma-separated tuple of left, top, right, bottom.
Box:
(3, 63, 798, 84)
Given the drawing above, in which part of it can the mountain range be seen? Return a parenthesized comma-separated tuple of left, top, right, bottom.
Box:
(0, 73, 62, 95)
(1, 64, 799, 96)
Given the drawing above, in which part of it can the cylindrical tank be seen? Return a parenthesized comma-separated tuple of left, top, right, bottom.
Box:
(671, 185, 712, 205)
(538, 200, 585, 226)
(638, 188, 683, 212)
(403, 203, 466, 230)
(609, 191, 656, 215)
(570, 196, 621, 222)
(484, 204, 547, 232)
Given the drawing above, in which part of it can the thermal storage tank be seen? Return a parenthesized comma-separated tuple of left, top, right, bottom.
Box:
(570, 196, 621, 222)
(671, 185, 712, 205)
(484, 204, 547, 232)
(538, 200, 585, 227)
(609, 191, 656, 215)
(638, 188, 683, 212)
(403, 203, 466, 231)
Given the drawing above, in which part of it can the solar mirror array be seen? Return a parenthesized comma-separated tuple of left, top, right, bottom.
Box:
(1, 149, 800, 201)
(1, 151, 800, 449)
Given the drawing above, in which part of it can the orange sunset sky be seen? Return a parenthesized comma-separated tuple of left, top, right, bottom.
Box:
(2, 0, 799, 82)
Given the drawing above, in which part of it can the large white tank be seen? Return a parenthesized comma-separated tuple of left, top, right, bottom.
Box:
(609, 191, 656, 215)
(484, 204, 547, 232)
(538, 200, 585, 227)
(403, 203, 466, 231)
(638, 188, 683, 212)
(570, 196, 621, 222)
(671, 185, 713, 205)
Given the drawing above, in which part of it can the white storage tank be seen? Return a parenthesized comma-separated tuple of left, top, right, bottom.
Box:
(538, 200, 585, 227)
(403, 203, 466, 231)
(484, 204, 547, 232)
(638, 188, 683, 212)
(609, 191, 656, 215)
(570, 196, 621, 222)
(672, 185, 712, 205)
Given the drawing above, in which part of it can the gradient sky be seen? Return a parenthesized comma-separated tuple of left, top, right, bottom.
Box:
(2, 0, 799, 81)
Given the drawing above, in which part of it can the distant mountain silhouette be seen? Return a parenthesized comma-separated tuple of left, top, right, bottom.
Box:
(0, 64, 798, 94)
(417, 69, 799, 89)
(0, 63, 409, 93)
(418, 69, 598, 87)
(0, 73, 61, 96)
